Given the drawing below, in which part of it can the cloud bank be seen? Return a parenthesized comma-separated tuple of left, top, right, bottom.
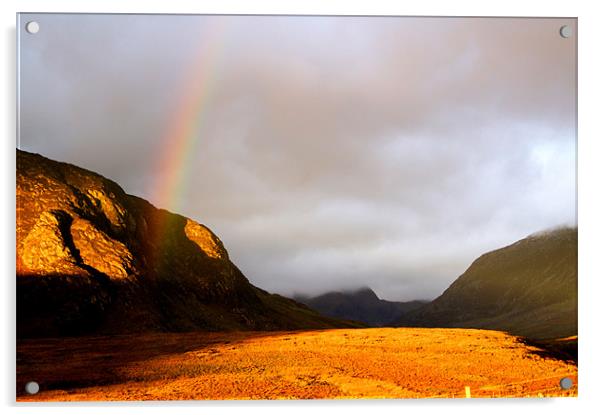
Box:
(19, 15, 576, 300)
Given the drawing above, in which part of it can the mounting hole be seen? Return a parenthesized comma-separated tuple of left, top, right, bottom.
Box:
(24, 381, 39, 395)
(25, 21, 40, 34)
(559, 377, 573, 390)
(559, 25, 572, 39)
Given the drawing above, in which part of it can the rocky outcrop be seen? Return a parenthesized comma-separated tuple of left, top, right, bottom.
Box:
(16, 150, 357, 337)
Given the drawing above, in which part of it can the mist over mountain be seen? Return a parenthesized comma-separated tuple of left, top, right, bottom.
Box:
(16, 150, 358, 337)
(396, 227, 577, 340)
(295, 287, 426, 327)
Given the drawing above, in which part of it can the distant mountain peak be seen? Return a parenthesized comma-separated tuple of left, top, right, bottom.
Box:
(348, 286, 378, 299)
(295, 287, 426, 327)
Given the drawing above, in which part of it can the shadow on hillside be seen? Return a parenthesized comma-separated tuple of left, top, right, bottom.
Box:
(518, 337, 578, 365)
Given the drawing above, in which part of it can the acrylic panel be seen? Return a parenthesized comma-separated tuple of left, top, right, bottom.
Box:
(16, 13, 577, 401)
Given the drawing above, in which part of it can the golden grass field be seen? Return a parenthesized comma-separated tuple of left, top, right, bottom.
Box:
(17, 328, 577, 401)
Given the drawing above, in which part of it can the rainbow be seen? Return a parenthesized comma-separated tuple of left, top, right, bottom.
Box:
(152, 20, 227, 215)
(147, 19, 229, 260)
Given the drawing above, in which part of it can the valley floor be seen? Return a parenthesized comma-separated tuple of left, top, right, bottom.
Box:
(17, 328, 577, 401)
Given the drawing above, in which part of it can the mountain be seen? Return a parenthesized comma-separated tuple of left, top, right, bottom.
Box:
(16, 150, 359, 337)
(295, 287, 426, 327)
(396, 228, 577, 340)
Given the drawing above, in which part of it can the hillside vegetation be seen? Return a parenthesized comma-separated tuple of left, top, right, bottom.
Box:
(17, 328, 577, 400)
(397, 228, 577, 340)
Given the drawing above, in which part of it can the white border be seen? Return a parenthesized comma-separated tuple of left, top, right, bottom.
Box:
(2, 1, 601, 414)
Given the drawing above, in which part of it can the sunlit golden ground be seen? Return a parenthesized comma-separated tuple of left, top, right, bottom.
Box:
(17, 328, 577, 401)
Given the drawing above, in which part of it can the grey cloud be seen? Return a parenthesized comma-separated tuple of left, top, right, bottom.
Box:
(19, 15, 576, 301)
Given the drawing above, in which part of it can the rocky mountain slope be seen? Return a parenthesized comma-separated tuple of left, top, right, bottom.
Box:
(16, 150, 358, 337)
(396, 228, 577, 340)
(295, 287, 426, 327)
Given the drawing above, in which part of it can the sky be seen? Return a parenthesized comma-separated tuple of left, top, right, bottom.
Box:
(18, 14, 577, 301)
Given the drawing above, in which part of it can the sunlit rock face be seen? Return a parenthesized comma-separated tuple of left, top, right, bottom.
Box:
(16, 150, 356, 337)
(20, 210, 82, 276)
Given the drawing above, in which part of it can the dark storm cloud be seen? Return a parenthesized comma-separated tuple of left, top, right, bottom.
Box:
(19, 15, 576, 300)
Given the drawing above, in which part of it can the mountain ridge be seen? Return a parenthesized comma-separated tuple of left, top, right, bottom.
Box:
(295, 287, 426, 327)
(16, 149, 359, 337)
(396, 227, 577, 340)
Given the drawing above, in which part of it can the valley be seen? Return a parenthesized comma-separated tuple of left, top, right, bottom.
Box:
(15, 150, 578, 401)
(17, 328, 577, 401)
